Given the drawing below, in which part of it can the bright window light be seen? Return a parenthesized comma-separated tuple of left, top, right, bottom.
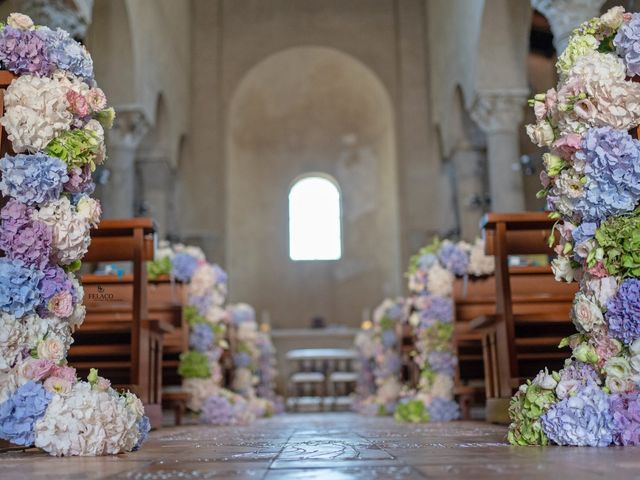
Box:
(289, 176, 342, 261)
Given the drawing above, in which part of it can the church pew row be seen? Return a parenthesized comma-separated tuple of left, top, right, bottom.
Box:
(470, 212, 578, 423)
(68, 218, 170, 428)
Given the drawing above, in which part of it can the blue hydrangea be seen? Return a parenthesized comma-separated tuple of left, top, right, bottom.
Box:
(417, 253, 438, 270)
(133, 415, 151, 451)
(541, 384, 614, 447)
(0, 258, 44, 317)
(189, 293, 213, 317)
(428, 397, 460, 422)
(437, 242, 469, 276)
(574, 127, 640, 222)
(233, 351, 252, 368)
(0, 154, 68, 206)
(605, 278, 640, 345)
(381, 329, 397, 348)
(376, 352, 401, 378)
(212, 264, 228, 285)
(201, 395, 235, 425)
(171, 252, 199, 282)
(427, 351, 457, 376)
(571, 222, 597, 245)
(39, 27, 94, 82)
(418, 295, 454, 325)
(0, 381, 52, 446)
(189, 323, 215, 352)
(386, 302, 404, 321)
(615, 13, 640, 77)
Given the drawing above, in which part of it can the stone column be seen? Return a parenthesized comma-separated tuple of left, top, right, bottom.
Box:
(450, 144, 488, 240)
(471, 91, 528, 212)
(135, 154, 176, 239)
(102, 107, 150, 219)
(15, 0, 94, 40)
(532, 0, 606, 54)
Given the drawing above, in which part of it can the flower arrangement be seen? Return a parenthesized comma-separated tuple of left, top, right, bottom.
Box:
(255, 331, 283, 414)
(0, 13, 148, 456)
(397, 238, 492, 423)
(354, 298, 405, 416)
(510, 6, 640, 447)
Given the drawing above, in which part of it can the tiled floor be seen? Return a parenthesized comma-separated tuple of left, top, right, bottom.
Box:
(2, 413, 640, 479)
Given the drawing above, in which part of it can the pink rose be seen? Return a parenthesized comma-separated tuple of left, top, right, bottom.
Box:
(544, 88, 557, 111)
(24, 358, 55, 381)
(51, 365, 77, 383)
(552, 134, 582, 160)
(66, 90, 90, 117)
(48, 291, 74, 318)
(86, 88, 107, 112)
(591, 333, 622, 368)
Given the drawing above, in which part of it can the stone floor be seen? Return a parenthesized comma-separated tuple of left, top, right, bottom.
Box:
(3, 413, 640, 479)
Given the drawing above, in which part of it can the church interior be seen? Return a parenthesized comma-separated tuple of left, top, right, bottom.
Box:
(2, 0, 640, 478)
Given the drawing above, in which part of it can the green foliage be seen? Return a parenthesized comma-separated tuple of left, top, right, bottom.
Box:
(595, 210, 640, 277)
(147, 256, 172, 280)
(184, 305, 207, 326)
(394, 399, 430, 423)
(407, 238, 441, 274)
(177, 351, 210, 379)
(46, 128, 102, 171)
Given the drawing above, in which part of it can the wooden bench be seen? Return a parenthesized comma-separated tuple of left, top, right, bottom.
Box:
(471, 212, 578, 423)
(69, 218, 168, 427)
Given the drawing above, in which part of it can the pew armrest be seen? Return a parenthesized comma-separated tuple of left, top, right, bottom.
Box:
(468, 314, 498, 331)
(147, 319, 175, 334)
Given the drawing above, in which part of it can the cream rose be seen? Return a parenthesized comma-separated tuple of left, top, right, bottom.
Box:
(37, 336, 66, 363)
(7, 13, 34, 30)
(571, 293, 605, 333)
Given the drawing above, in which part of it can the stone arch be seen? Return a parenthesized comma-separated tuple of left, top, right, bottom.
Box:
(226, 45, 401, 328)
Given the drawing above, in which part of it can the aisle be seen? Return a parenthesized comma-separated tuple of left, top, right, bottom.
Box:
(2, 413, 640, 479)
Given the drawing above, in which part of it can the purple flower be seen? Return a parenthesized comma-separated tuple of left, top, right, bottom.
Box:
(38, 264, 74, 305)
(38, 27, 94, 82)
(615, 13, 640, 76)
(428, 397, 460, 422)
(574, 127, 640, 222)
(606, 278, 640, 345)
(0, 200, 52, 269)
(610, 391, 640, 446)
(189, 323, 215, 353)
(64, 166, 95, 194)
(541, 384, 614, 447)
(212, 264, 228, 285)
(189, 293, 213, 317)
(438, 242, 469, 276)
(417, 295, 453, 325)
(133, 415, 151, 451)
(572, 222, 597, 245)
(0, 154, 68, 205)
(171, 252, 199, 282)
(381, 329, 397, 348)
(233, 352, 252, 369)
(0, 258, 44, 317)
(427, 351, 457, 376)
(559, 361, 600, 384)
(201, 395, 235, 425)
(376, 352, 401, 378)
(0, 26, 53, 76)
(0, 381, 52, 446)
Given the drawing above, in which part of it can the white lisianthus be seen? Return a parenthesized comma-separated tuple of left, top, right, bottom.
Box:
(604, 356, 632, 380)
(583, 275, 618, 310)
(551, 255, 577, 283)
(600, 6, 625, 29)
(426, 264, 454, 297)
(532, 369, 558, 390)
(76, 196, 102, 227)
(526, 121, 555, 147)
(571, 292, 605, 333)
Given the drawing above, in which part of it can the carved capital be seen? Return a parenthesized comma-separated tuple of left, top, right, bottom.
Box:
(532, 0, 606, 53)
(16, 0, 94, 40)
(108, 106, 151, 150)
(470, 90, 528, 134)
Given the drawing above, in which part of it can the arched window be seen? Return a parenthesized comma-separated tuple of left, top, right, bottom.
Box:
(288, 175, 342, 261)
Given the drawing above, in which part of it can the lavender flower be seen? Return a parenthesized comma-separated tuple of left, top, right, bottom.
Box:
(615, 13, 640, 76)
(64, 166, 95, 194)
(0, 26, 53, 76)
(574, 127, 640, 222)
(189, 323, 215, 353)
(38, 27, 94, 82)
(133, 415, 151, 451)
(171, 252, 199, 282)
(541, 385, 614, 447)
(427, 351, 457, 377)
(0, 258, 44, 317)
(606, 278, 640, 345)
(0, 381, 52, 446)
(418, 295, 453, 325)
(428, 397, 460, 422)
(38, 264, 74, 305)
(610, 391, 640, 446)
(381, 329, 397, 348)
(437, 242, 469, 276)
(377, 352, 401, 378)
(0, 200, 52, 269)
(201, 395, 235, 425)
(0, 154, 68, 205)
(233, 352, 252, 369)
(212, 264, 228, 285)
(189, 293, 213, 317)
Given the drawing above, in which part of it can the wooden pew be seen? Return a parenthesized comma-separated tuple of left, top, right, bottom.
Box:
(69, 218, 169, 427)
(470, 212, 578, 423)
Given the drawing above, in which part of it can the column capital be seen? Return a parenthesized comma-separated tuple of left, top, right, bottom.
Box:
(108, 106, 151, 150)
(470, 90, 528, 135)
(531, 0, 606, 53)
(15, 0, 94, 40)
